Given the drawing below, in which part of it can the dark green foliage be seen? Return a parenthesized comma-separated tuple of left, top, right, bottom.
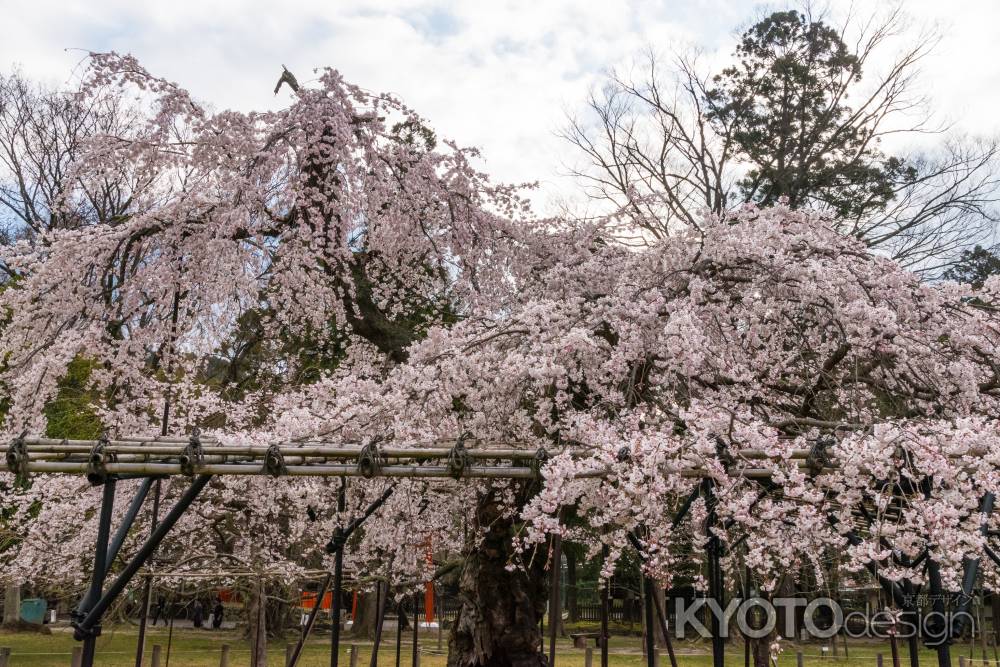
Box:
(203, 307, 350, 400)
(391, 119, 437, 152)
(707, 10, 917, 218)
(2, 354, 97, 564)
(203, 284, 456, 407)
(42, 356, 104, 439)
(943, 245, 1000, 288)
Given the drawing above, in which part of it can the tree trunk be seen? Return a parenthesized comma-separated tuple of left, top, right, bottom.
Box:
(447, 490, 548, 667)
(652, 586, 667, 649)
(566, 552, 578, 624)
(352, 591, 379, 639)
(266, 583, 294, 638)
(752, 637, 769, 667)
(2, 585, 20, 625)
(774, 575, 796, 641)
(248, 579, 268, 667)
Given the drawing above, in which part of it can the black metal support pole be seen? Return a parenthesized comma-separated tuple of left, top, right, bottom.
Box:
(331, 479, 348, 667)
(626, 531, 675, 667)
(134, 478, 162, 667)
(549, 533, 562, 667)
(909, 626, 921, 667)
(78, 477, 154, 615)
(165, 588, 176, 667)
(330, 544, 345, 667)
(705, 481, 725, 667)
(106, 477, 154, 569)
(832, 514, 910, 608)
(672, 486, 702, 530)
(706, 538, 725, 667)
(650, 581, 678, 667)
(643, 576, 657, 667)
(78, 478, 117, 667)
(412, 592, 419, 667)
(984, 545, 1000, 569)
(743, 566, 750, 667)
(903, 580, 921, 667)
(289, 573, 332, 667)
(891, 623, 902, 667)
(920, 491, 994, 667)
(138, 364, 175, 667)
(370, 582, 387, 667)
(395, 599, 403, 667)
(74, 474, 212, 639)
(928, 557, 951, 667)
(326, 488, 396, 667)
(600, 544, 610, 667)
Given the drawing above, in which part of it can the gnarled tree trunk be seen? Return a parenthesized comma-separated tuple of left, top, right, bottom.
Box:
(352, 590, 379, 639)
(248, 579, 268, 667)
(448, 490, 548, 667)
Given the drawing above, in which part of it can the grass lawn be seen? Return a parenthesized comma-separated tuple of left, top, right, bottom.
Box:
(0, 626, 981, 667)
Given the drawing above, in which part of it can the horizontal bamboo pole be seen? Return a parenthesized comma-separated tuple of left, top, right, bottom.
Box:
(3, 441, 833, 461)
(0, 461, 548, 478)
(4, 445, 550, 460)
(6, 433, 977, 482)
(14, 451, 549, 464)
(1, 436, 535, 454)
(0, 459, 832, 480)
(6, 439, 988, 463)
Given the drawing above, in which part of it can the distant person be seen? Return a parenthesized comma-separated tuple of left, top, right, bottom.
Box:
(192, 599, 204, 628)
(151, 597, 166, 626)
(212, 597, 224, 629)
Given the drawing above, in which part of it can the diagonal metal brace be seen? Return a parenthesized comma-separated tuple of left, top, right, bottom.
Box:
(75, 477, 156, 618)
(73, 474, 212, 640)
(287, 573, 331, 667)
(626, 531, 679, 667)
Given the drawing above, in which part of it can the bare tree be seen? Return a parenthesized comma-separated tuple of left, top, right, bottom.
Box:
(0, 70, 143, 264)
(565, 4, 1000, 273)
(562, 52, 734, 240)
(853, 137, 1000, 273)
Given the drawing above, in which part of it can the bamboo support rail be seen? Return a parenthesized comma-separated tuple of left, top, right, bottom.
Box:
(2, 434, 985, 481)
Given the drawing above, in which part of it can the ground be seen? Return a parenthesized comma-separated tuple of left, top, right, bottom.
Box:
(0, 627, 974, 667)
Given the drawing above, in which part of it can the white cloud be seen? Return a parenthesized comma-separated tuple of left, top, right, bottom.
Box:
(2, 0, 997, 214)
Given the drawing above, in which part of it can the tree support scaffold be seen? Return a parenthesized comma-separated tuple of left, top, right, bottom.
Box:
(2, 433, 995, 667)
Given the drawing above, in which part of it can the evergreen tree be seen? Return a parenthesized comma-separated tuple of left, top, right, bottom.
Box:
(707, 10, 918, 218)
(944, 245, 1000, 288)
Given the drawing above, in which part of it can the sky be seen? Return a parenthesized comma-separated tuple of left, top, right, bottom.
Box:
(3, 0, 1000, 214)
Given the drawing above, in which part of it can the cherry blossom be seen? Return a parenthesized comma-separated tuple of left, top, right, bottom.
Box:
(1, 55, 999, 665)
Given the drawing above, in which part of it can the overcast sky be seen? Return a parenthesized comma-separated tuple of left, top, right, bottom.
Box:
(4, 0, 999, 214)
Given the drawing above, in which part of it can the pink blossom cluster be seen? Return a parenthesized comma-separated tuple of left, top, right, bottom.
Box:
(1, 57, 998, 598)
